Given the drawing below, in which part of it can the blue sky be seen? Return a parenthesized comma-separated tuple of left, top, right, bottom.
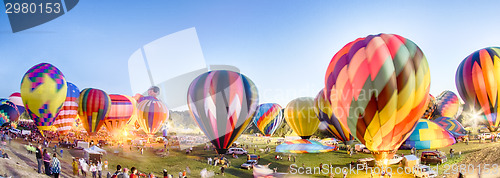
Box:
(1, 1, 500, 108)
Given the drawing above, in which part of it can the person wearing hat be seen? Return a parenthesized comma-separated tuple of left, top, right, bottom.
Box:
(123, 167, 130, 178)
(72, 158, 79, 176)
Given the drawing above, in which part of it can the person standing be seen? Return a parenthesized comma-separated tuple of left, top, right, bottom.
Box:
(43, 149, 51, 175)
(104, 159, 108, 171)
(90, 163, 97, 178)
(35, 145, 43, 174)
(130, 167, 138, 178)
(72, 158, 79, 176)
(220, 166, 225, 176)
(50, 153, 61, 178)
(97, 161, 103, 178)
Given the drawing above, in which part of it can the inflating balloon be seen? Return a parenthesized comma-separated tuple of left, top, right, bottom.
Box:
(405, 119, 456, 150)
(20, 63, 67, 133)
(252, 103, 283, 136)
(78, 88, 111, 135)
(187, 70, 259, 154)
(422, 94, 436, 119)
(314, 90, 354, 145)
(136, 99, 168, 136)
(53, 82, 79, 135)
(433, 117, 467, 137)
(8, 93, 24, 115)
(325, 34, 431, 164)
(435, 91, 462, 119)
(456, 47, 500, 132)
(0, 99, 20, 125)
(284, 97, 320, 139)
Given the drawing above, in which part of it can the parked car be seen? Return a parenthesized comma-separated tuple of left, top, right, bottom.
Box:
(59, 141, 75, 149)
(413, 164, 437, 178)
(388, 154, 404, 165)
(226, 148, 248, 155)
(241, 160, 258, 170)
(421, 151, 447, 164)
(481, 133, 492, 139)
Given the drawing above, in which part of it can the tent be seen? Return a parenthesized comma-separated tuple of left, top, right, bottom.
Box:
(84, 146, 106, 164)
(87, 146, 107, 154)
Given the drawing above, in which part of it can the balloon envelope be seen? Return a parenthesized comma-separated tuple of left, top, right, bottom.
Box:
(187, 70, 259, 154)
(422, 94, 436, 119)
(20, 63, 67, 132)
(0, 99, 20, 125)
(433, 117, 467, 137)
(314, 90, 354, 144)
(456, 47, 500, 132)
(324, 34, 431, 162)
(53, 82, 79, 135)
(435, 91, 462, 119)
(104, 94, 136, 136)
(284, 97, 320, 139)
(405, 119, 456, 150)
(8, 92, 24, 115)
(78, 88, 111, 135)
(276, 139, 336, 153)
(252, 103, 283, 136)
(137, 99, 169, 136)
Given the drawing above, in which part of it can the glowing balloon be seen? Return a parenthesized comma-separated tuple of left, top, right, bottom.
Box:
(187, 70, 259, 154)
(0, 99, 20, 125)
(21, 63, 67, 132)
(137, 99, 168, 136)
(8, 92, 24, 115)
(105, 94, 136, 135)
(405, 119, 456, 150)
(314, 90, 354, 145)
(435, 90, 463, 119)
(284, 97, 320, 139)
(433, 117, 467, 137)
(78, 88, 111, 135)
(252, 103, 284, 136)
(53, 82, 79, 135)
(456, 47, 500, 132)
(325, 34, 431, 163)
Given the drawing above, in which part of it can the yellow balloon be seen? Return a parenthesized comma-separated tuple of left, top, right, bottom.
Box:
(284, 97, 320, 139)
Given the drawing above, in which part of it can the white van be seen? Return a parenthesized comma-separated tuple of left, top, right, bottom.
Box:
(226, 148, 248, 155)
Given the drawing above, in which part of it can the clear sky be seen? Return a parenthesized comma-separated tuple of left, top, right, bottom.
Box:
(1, 0, 499, 108)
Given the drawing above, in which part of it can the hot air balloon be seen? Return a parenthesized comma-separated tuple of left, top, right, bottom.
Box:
(284, 97, 320, 139)
(8, 92, 24, 115)
(435, 91, 463, 119)
(433, 117, 467, 137)
(104, 94, 136, 136)
(0, 99, 20, 125)
(325, 34, 431, 164)
(21, 63, 67, 133)
(137, 99, 168, 136)
(53, 82, 80, 135)
(314, 90, 354, 145)
(252, 103, 284, 136)
(187, 70, 259, 154)
(78, 88, 111, 135)
(405, 119, 456, 150)
(422, 94, 436, 119)
(456, 47, 500, 132)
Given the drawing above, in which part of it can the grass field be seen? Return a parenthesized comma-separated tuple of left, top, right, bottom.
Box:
(70, 135, 496, 178)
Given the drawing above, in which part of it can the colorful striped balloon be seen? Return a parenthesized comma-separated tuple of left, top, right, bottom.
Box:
(325, 34, 431, 162)
(0, 99, 20, 125)
(422, 94, 436, 119)
(104, 94, 136, 135)
(435, 91, 462, 119)
(252, 103, 283, 136)
(276, 139, 337, 154)
(53, 82, 80, 135)
(8, 93, 24, 115)
(187, 70, 259, 154)
(20, 63, 67, 132)
(137, 99, 169, 136)
(433, 117, 467, 137)
(405, 119, 456, 150)
(456, 47, 500, 132)
(284, 97, 320, 139)
(78, 88, 111, 135)
(314, 90, 354, 145)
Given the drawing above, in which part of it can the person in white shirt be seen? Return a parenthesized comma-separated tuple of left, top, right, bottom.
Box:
(97, 161, 103, 178)
(90, 163, 97, 178)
